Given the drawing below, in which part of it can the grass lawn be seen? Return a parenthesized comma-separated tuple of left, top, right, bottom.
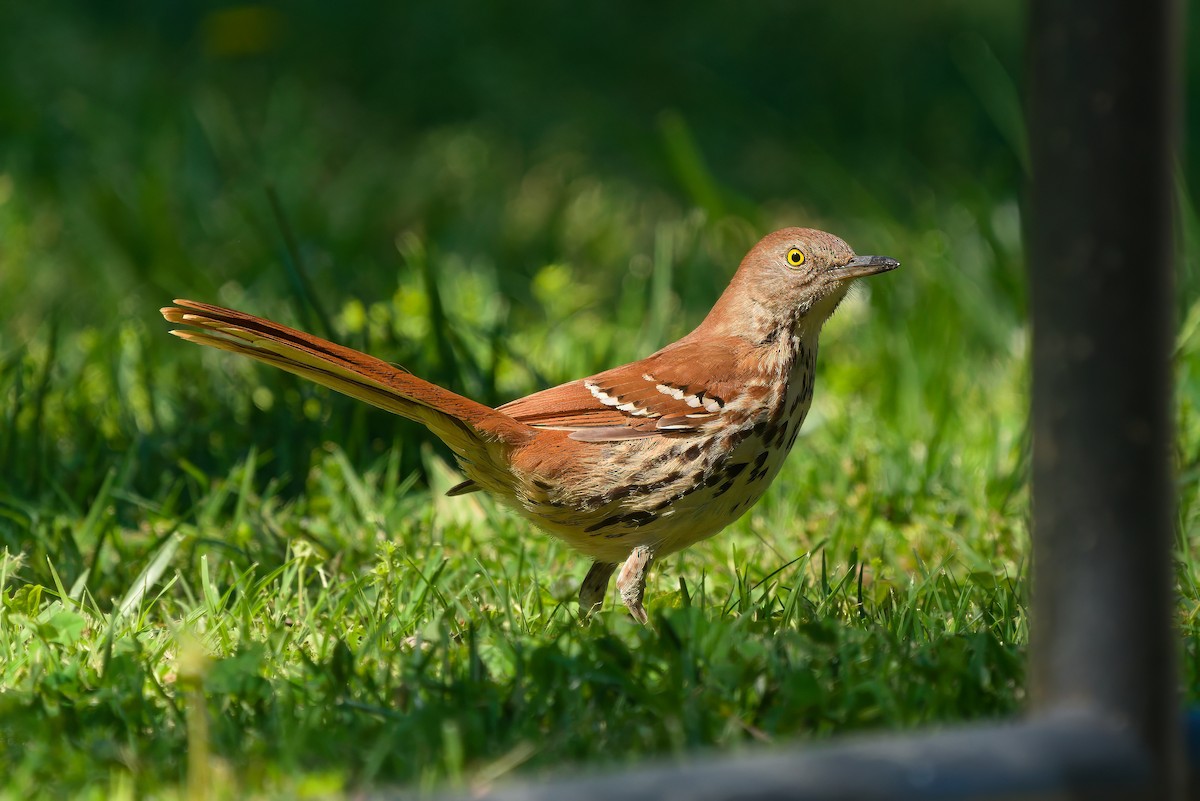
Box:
(1, 4, 1198, 799)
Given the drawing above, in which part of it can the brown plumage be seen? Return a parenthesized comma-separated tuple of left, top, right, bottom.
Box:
(161, 227, 899, 622)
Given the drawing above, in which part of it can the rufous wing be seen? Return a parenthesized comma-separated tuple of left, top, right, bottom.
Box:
(498, 337, 755, 442)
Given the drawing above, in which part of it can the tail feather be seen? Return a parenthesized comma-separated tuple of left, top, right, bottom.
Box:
(161, 299, 534, 462)
(445, 478, 481, 496)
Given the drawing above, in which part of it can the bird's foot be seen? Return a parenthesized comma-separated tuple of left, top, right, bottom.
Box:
(578, 560, 616, 620)
(616, 545, 655, 625)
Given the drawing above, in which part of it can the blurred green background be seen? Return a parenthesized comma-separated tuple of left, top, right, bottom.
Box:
(1, 1, 1198, 797)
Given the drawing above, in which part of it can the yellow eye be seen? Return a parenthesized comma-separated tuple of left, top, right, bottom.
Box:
(786, 248, 805, 267)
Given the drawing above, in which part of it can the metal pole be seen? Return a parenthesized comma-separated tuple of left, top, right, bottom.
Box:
(413, 716, 1147, 801)
(1027, 0, 1181, 798)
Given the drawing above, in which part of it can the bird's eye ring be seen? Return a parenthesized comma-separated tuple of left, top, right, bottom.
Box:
(786, 248, 806, 268)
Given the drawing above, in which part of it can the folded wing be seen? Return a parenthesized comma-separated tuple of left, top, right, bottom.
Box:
(499, 337, 755, 442)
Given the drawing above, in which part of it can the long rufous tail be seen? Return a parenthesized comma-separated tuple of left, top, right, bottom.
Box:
(161, 300, 534, 467)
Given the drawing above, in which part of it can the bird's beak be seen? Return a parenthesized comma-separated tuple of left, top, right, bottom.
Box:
(827, 254, 900, 281)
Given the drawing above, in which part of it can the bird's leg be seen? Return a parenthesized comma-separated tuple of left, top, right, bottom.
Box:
(616, 545, 656, 624)
(578, 560, 616, 618)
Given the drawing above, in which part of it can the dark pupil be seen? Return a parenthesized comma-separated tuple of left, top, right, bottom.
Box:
(790, 251, 800, 263)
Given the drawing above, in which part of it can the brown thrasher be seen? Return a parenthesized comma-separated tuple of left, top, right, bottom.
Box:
(162, 227, 898, 623)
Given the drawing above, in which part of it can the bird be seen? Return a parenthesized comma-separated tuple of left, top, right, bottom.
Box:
(161, 227, 898, 623)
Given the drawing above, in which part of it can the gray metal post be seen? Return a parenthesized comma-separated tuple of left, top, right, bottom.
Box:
(1027, 0, 1181, 798)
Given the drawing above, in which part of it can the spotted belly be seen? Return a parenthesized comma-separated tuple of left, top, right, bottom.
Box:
(514, 358, 816, 564)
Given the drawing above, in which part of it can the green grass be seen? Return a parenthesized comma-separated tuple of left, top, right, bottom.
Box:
(0, 3, 1197, 799)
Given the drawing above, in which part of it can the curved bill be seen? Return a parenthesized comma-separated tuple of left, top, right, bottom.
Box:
(827, 254, 900, 281)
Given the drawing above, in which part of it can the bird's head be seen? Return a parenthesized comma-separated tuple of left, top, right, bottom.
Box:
(700, 227, 899, 341)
